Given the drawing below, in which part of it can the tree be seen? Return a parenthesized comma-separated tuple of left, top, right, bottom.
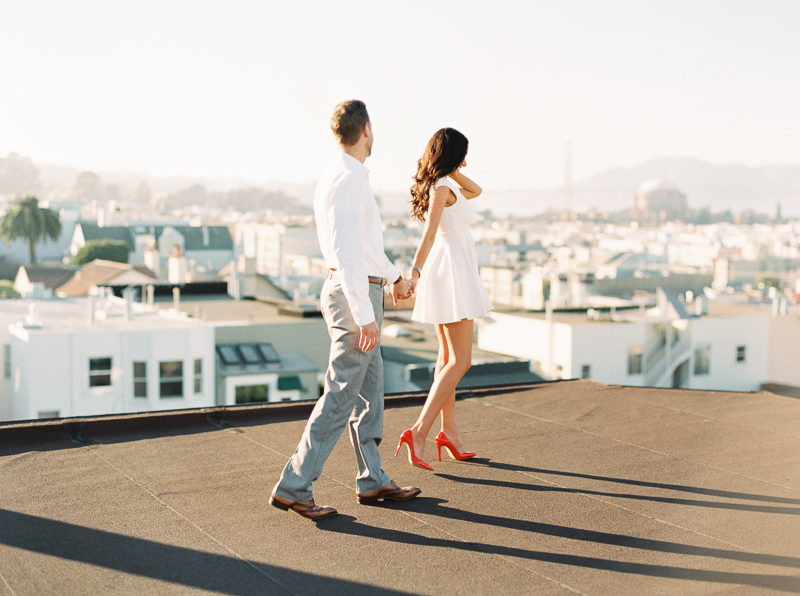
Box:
(0, 195, 61, 264)
(72, 171, 104, 202)
(0, 153, 40, 194)
(0, 280, 19, 299)
(72, 240, 129, 265)
(129, 182, 153, 204)
(164, 184, 208, 211)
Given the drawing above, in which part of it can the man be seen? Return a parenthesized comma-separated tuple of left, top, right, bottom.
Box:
(270, 100, 420, 520)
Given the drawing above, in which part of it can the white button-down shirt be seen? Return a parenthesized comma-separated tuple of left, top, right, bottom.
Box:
(314, 151, 401, 326)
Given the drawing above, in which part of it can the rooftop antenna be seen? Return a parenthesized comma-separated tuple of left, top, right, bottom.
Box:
(564, 142, 573, 216)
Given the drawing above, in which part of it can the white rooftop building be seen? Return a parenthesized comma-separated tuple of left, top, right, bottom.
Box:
(477, 289, 799, 396)
(2, 294, 215, 421)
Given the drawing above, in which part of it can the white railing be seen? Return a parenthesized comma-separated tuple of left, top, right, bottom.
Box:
(644, 337, 692, 388)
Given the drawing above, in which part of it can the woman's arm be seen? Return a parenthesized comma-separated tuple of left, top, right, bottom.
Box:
(410, 186, 450, 283)
(449, 169, 482, 200)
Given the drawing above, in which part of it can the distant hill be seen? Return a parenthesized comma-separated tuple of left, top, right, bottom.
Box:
(35, 162, 261, 196)
(7, 154, 800, 218)
(389, 157, 800, 219)
(573, 157, 800, 215)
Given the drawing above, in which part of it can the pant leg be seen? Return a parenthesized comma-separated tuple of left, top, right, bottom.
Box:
(273, 278, 377, 502)
(348, 284, 391, 494)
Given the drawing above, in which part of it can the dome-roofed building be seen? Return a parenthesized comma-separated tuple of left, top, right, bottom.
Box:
(631, 178, 688, 225)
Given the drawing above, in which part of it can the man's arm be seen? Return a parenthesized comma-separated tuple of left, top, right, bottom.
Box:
(328, 179, 374, 327)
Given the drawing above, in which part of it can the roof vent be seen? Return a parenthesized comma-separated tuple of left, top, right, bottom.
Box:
(23, 304, 42, 329)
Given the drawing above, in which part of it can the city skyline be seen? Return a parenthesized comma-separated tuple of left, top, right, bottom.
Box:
(2, 0, 799, 194)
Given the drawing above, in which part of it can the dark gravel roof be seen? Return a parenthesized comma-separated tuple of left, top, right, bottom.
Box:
(2, 380, 799, 595)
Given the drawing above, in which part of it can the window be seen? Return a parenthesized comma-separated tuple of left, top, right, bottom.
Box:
(555, 364, 564, 379)
(694, 344, 711, 375)
(3, 344, 10, 379)
(278, 375, 303, 391)
(627, 345, 643, 375)
(194, 358, 203, 394)
(736, 345, 746, 363)
(236, 384, 269, 404)
(133, 362, 147, 398)
(89, 357, 112, 387)
(38, 410, 60, 419)
(581, 365, 591, 379)
(159, 361, 183, 398)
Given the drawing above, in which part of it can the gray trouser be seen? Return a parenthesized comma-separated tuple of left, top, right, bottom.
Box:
(273, 278, 391, 501)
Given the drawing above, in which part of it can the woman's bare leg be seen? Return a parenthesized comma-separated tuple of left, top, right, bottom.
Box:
(431, 324, 460, 449)
(409, 319, 473, 459)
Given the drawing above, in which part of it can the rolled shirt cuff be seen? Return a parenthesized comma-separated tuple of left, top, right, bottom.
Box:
(385, 264, 402, 285)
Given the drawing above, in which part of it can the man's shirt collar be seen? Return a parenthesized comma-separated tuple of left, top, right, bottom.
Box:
(339, 150, 369, 178)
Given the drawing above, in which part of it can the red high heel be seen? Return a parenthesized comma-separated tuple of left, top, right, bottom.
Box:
(435, 432, 476, 461)
(395, 430, 433, 471)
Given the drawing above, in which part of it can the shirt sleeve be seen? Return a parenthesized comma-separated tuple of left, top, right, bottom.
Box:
(327, 177, 375, 326)
(381, 256, 402, 285)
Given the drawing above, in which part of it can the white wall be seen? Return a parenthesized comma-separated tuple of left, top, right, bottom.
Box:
(1, 343, 11, 420)
(571, 322, 647, 385)
(768, 314, 800, 388)
(10, 319, 215, 421)
(684, 314, 770, 392)
(477, 312, 569, 378)
(478, 308, 772, 392)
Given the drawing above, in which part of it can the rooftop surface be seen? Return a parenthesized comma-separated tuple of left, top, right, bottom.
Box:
(2, 379, 799, 595)
(0, 296, 205, 333)
(494, 299, 782, 325)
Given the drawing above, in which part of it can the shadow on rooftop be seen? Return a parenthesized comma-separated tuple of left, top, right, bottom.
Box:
(0, 509, 414, 596)
(436, 460, 800, 512)
(473, 461, 800, 506)
(404, 495, 800, 569)
(318, 504, 800, 593)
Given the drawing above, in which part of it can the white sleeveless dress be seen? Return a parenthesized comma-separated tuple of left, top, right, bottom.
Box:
(411, 177, 494, 325)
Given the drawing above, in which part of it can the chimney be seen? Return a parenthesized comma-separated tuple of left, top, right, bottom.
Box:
(772, 296, 788, 316)
(695, 296, 708, 316)
(124, 288, 134, 321)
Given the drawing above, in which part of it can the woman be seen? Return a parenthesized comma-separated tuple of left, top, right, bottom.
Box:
(396, 127, 493, 470)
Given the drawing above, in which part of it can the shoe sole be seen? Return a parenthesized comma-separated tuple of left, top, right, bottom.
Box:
(269, 496, 290, 511)
(269, 496, 338, 519)
(356, 490, 421, 505)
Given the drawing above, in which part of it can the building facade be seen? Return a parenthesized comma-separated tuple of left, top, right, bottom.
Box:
(477, 291, 779, 393)
(6, 295, 216, 420)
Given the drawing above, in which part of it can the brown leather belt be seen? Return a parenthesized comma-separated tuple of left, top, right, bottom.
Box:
(328, 268, 385, 286)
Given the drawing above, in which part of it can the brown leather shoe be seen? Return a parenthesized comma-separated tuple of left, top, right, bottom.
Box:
(269, 492, 338, 519)
(356, 480, 421, 505)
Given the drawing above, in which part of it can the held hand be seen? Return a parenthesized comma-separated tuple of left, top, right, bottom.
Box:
(388, 278, 403, 305)
(390, 277, 413, 305)
(359, 321, 380, 352)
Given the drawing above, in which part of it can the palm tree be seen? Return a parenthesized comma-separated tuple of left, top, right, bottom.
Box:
(0, 195, 62, 264)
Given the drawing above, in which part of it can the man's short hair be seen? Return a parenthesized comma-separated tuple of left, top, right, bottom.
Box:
(330, 100, 370, 147)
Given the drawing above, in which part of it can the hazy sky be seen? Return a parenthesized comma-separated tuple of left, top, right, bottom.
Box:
(1, 0, 798, 193)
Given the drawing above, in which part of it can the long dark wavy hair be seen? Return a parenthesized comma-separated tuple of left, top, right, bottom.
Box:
(410, 128, 469, 222)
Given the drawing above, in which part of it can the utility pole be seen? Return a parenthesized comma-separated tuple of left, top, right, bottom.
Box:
(564, 142, 573, 218)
